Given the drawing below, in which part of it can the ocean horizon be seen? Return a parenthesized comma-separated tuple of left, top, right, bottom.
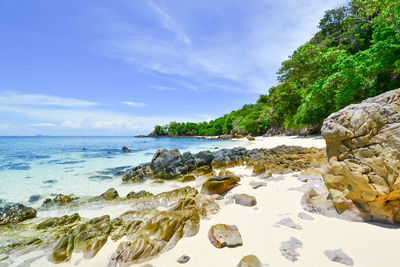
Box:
(0, 136, 236, 208)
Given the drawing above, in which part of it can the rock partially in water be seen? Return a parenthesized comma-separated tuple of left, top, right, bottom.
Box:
(122, 164, 154, 183)
(200, 176, 240, 195)
(177, 254, 190, 264)
(235, 194, 257, 207)
(126, 190, 153, 199)
(324, 249, 354, 266)
(279, 237, 303, 262)
(0, 204, 37, 225)
(54, 194, 72, 204)
(51, 215, 112, 263)
(29, 195, 41, 203)
(100, 188, 119, 201)
(237, 255, 262, 267)
(36, 213, 81, 230)
(109, 197, 209, 266)
(151, 149, 189, 179)
(208, 224, 243, 248)
(121, 146, 131, 152)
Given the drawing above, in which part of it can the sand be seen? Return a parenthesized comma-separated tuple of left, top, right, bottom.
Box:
(30, 136, 400, 267)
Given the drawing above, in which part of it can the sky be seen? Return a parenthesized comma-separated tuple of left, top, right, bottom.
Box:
(0, 0, 346, 136)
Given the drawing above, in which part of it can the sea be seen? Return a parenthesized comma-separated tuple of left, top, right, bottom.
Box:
(0, 136, 237, 212)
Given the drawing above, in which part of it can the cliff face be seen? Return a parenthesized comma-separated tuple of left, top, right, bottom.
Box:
(321, 88, 400, 223)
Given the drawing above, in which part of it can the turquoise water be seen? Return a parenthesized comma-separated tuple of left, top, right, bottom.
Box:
(0, 136, 236, 207)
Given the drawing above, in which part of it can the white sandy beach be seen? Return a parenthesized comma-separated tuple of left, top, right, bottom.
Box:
(29, 136, 400, 267)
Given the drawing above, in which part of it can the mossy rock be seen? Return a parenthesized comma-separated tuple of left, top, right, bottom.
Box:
(200, 176, 240, 195)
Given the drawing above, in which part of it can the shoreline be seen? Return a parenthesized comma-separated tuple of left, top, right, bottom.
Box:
(5, 135, 393, 267)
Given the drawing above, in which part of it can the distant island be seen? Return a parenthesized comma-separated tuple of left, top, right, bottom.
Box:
(144, 1, 400, 138)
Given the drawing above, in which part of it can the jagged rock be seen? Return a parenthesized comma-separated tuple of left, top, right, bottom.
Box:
(194, 150, 214, 167)
(235, 194, 257, 207)
(321, 89, 400, 223)
(121, 146, 131, 152)
(100, 188, 119, 200)
(51, 215, 112, 263)
(249, 181, 266, 189)
(151, 149, 188, 179)
(177, 255, 190, 264)
(53, 194, 72, 204)
(109, 198, 205, 265)
(122, 164, 153, 183)
(0, 204, 37, 225)
(297, 212, 314, 220)
(275, 218, 302, 230)
(36, 213, 81, 230)
(237, 255, 262, 267)
(200, 176, 240, 195)
(324, 249, 354, 266)
(208, 224, 243, 248)
(279, 237, 303, 262)
(126, 190, 153, 199)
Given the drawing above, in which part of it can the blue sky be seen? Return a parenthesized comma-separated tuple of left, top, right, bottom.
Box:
(0, 0, 345, 136)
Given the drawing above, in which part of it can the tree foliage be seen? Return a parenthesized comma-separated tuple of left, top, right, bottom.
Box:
(151, 1, 400, 137)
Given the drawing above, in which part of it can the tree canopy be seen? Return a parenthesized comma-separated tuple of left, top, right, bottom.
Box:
(150, 0, 400, 137)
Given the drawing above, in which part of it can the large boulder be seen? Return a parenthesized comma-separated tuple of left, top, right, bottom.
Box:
(321, 88, 400, 223)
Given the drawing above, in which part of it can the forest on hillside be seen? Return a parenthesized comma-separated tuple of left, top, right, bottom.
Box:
(150, 0, 400, 137)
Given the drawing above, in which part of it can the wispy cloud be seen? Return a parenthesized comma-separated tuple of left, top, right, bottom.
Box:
(147, 0, 191, 45)
(101, 0, 345, 94)
(30, 123, 57, 127)
(0, 92, 99, 107)
(122, 101, 148, 107)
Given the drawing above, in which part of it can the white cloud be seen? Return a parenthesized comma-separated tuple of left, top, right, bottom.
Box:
(0, 92, 99, 107)
(30, 123, 57, 127)
(103, 0, 346, 94)
(122, 101, 148, 107)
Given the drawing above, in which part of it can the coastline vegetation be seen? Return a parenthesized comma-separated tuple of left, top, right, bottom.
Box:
(151, 0, 400, 137)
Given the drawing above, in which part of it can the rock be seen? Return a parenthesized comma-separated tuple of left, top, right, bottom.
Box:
(321, 89, 400, 223)
(237, 255, 262, 267)
(208, 224, 242, 248)
(297, 212, 314, 220)
(100, 188, 119, 200)
(194, 150, 214, 167)
(0, 204, 37, 225)
(122, 164, 153, 183)
(324, 249, 354, 266)
(252, 161, 266, 175)
(200, 176, 240, 195)
(275, 218, 302, 230)
(151, 149, 188, 179)
(211, 194, 224, 200)
(0, 253, 8, 261)
(249, 181, 266, 189)
(181, 175, 196, 182)
(121, 146, 131, 152)
(219, 169, 234, 176)
(36, 213, 81, 230)
(29, 195, 41, 203)
(51, 215, 112, 263)
(279, 237, 303, 262)
(53, 194, 72, 204)
(109, 197, 205, 265)
(177, 255, 190, 264)
(247, 136, 256, 141)
(126, 190, 153, 199)
(235, 194, 257, 207)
